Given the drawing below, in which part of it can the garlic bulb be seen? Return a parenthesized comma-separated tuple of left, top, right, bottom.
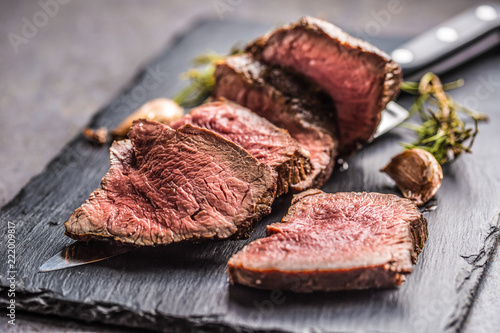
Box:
(112, 98, 184, 139)
(381, 148, 443, 206)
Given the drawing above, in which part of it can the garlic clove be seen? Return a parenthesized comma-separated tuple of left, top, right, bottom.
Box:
(112, 98, 184, 139)
(381, 148, 443, 206)
(83, 127, 108, 145)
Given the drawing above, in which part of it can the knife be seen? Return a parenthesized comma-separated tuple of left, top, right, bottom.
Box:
(39, 3, 500, 272)
(39, 241, 135, 272)
(377, 2, 500, 137)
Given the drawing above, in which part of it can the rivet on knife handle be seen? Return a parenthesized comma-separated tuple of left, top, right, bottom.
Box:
(392, 3, 500, 80)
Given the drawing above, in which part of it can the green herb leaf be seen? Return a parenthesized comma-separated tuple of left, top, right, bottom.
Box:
(400, 72, 489, 164)
(172, 47, 243, 107)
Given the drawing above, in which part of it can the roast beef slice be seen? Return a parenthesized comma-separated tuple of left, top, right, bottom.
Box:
(214, 54, 338, 191)
(65, 120, 277, 246)
(248, 16, 402, 155)
(228, 189, 427, 292)
(170, 100, 312, 196)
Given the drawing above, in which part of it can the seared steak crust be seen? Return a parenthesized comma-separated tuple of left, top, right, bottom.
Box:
(228, 190, 428, 292)
(65, 120, 276, 246)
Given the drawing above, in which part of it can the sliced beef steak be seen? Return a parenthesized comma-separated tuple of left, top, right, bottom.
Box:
(213, 54, 338, 191)
(65, 120, 276, 246)
(228, 189, 428, 292)
(248, 16, 402, 155)
(170, 100, 311, 196)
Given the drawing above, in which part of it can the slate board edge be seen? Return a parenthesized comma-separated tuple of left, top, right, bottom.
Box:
(447, 219, 500, 333)
(0, 19, 499, 333)
(1, 290, 293, 333)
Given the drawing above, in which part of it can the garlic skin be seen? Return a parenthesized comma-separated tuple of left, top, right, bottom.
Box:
(381, 148, 443, 206)
(112, 98, 184, 139)
(83, 127, 108, 145)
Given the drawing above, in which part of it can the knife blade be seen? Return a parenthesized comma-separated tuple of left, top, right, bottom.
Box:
(377, 2, 500, 137)
(39, 3, 500, 272)
(39, 241, 135, 272)
(375, 101, 410, 138)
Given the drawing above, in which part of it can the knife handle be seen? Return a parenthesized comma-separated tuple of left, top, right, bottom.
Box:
(391, 3, 500, 80)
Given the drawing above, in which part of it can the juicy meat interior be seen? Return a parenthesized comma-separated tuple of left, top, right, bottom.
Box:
(228, 189, 428, 292)
(65, 120, 277, 246)
(213, 54, 338, 191)
(170, 100, 312, 196)
(248, 16, 402, 155)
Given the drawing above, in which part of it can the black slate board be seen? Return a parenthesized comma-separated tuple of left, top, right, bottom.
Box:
(1, 20, 499, 333)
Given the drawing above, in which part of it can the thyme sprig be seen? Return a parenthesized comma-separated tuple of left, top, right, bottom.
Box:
(400, 72, 488, 165)
(172, 48, 242, 107)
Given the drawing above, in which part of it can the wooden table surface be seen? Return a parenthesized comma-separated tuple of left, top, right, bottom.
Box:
(1, 1, 499, 332)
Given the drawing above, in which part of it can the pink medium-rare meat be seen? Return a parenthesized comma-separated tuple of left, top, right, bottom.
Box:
(228, 189, 428, 292)
(213, 54, 338, 191)
(65, 120, 277, 246)
(170, 100, 312, 196)
(247, 16, 402, 155)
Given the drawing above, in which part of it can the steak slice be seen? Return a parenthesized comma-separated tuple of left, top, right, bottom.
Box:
(228, 189, 428, 292)
(247, 16, 402, 155)
(213, 54, 338, 191)
(170, 100, 312, 196)
(65, 120, 277, 246)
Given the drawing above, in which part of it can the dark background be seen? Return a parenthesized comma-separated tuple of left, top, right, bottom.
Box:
(0, 0, 498, 332)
